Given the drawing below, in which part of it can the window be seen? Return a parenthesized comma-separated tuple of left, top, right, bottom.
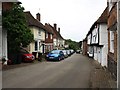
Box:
(38, 30, 41, 36)
(50, 34, 52, 39)
(35, 41, 38, 51)
(110, 31, 114, 53)
(46, 33, 48, 38)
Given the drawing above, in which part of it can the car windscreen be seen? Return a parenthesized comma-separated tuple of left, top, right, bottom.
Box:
(50, 50, 60, 54)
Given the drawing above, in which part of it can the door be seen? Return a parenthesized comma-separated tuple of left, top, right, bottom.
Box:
(97, 47, 102, 64)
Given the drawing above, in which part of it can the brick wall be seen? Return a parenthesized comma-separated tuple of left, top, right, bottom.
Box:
(2, 2, 13, 12)
(108, 4, 117, 29)
(107, 3, 117, 80)
(82, 39, 87, 55)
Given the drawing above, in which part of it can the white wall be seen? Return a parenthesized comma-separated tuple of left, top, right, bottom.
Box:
(99, 24, 108, 45)
(93, 46, 98, 61)
(91, 27, 99, 44)
(99, 24, 108, 67)
(2, 30, 8, 60)
(87, 34, 91, 44)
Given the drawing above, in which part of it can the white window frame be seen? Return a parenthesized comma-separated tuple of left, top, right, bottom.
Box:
(46, 33, 48, 39)
(110, 31, 114, 53)
(50, 34, 52, 39)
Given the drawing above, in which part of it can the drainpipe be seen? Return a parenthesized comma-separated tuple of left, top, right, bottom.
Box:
(117, 1, 120, 88)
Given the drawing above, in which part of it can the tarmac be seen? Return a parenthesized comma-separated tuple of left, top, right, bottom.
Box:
(1, 56, 118, 89)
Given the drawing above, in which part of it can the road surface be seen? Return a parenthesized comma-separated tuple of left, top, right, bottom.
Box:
(3, 54, 94, 88)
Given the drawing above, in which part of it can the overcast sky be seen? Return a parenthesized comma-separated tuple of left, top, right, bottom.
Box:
(19, 0, 107, 42)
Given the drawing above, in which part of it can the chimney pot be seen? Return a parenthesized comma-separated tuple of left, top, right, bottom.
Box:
(58, 28, 60, 33)
(54, 23, 57, 30)
(36, 13, 40, 21)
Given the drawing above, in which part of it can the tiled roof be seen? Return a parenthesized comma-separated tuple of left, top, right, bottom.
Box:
(24, 11, 46, 31)
(44, 23, 54, 34)
(96, 6, 108, 23)
(86, 6, 108, 37)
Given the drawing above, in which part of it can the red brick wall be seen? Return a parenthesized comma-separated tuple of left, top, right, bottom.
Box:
(83, 40, 87, 55)
(107, 3, 117, 79)
(2, 2, 13, 11)
(45, 33, 53, 43)
(108, 4, 117, 29)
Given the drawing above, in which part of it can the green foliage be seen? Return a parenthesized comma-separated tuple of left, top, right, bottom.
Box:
(2, 3, 33, 53)
(65, 39, 80, 51)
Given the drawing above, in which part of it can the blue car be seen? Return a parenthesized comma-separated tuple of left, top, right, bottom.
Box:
(46, 50, 64, 61)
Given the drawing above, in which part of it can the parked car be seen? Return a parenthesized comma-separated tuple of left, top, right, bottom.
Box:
(46, 50, 64, 61)
(62, 50, 68, 58)
(20, 48, 35, 62)
(76, 50, 81, 54)
(70, 49, 74, 54)
(66, 50, 71, 56)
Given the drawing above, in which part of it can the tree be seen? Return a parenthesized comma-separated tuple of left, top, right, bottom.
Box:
(2, 3, 33, 53)
(65, 39, 80, 51)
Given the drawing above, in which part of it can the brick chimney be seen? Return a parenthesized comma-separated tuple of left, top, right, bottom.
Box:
(54, 23, 57, 30)
(58, 27, 60, 33)
(36, 13, 40, 21)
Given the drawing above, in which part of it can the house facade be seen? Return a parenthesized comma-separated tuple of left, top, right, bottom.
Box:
(44, 23, 54, 53)
(82, 38, 87, 55)
(107, 1, 117, 79)
(25, 12, 46, 58)
(52, 24, 65, 50)
(86, 7, 108, 67)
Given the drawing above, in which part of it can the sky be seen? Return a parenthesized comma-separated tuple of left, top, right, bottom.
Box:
(19, 0, 107, 42)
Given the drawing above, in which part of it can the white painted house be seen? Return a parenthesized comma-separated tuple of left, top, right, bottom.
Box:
(25, 12, 46, 58)
(87, 7, 108, 67)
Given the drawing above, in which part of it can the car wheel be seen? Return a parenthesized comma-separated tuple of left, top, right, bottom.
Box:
(58, 57, 61, 61)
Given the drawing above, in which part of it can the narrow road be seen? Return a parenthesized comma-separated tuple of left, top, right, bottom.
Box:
(3, 54, 94, 88)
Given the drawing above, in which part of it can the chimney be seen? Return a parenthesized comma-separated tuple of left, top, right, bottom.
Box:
(45, 23, 48, 26)
(36, 13, 40, 21)
(58, 27, 60, 33)
(54, 23, 57, 30)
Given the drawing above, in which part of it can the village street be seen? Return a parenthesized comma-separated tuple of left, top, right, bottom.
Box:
(2, 54, 94, 88)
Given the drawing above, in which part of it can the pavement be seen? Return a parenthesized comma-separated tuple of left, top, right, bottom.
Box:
(89, 58, 117, 89)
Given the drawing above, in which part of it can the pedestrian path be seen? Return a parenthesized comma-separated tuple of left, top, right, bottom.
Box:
(90, 59, 117, 88)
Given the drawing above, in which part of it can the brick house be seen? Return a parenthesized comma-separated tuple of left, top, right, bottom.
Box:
(44, 23, 54, 53)
(49, 23, 65, 50)
(107, 1, 117, 79)
(82, 38, 87, 55)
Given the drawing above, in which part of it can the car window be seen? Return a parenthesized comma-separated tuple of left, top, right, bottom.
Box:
(50, 50, 59, 54)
